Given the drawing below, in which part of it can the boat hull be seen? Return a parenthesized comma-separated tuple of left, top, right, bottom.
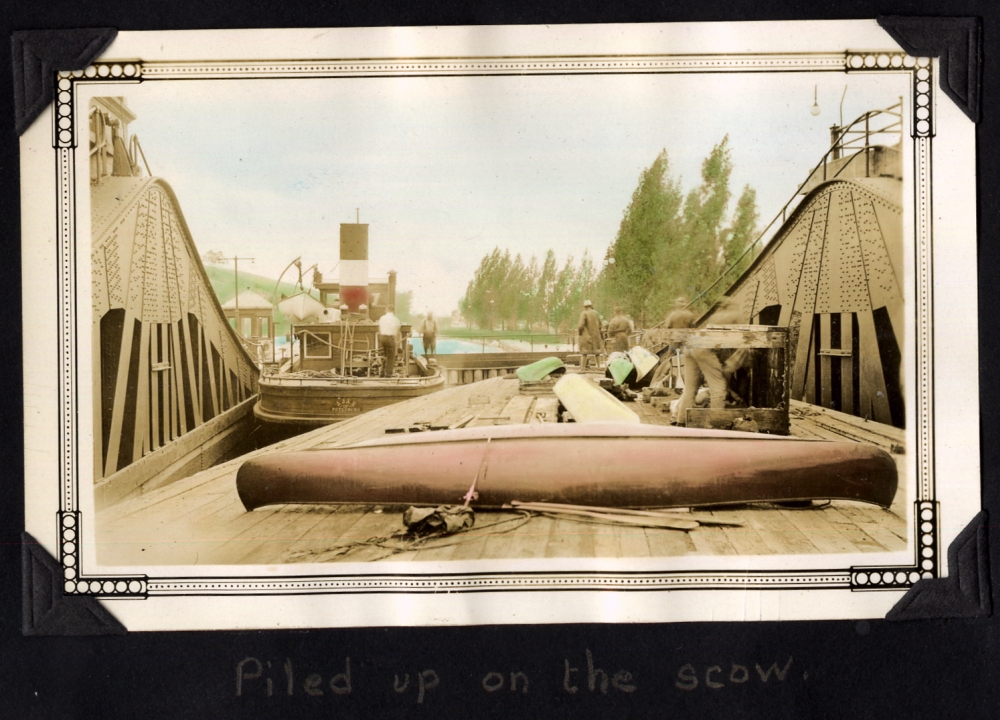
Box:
(254, 372, 446, 427)
(236, 422, 898, 511)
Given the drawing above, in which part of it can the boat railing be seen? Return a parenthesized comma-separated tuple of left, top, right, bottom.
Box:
(293, 326, 382, 377)
(260, 372, 435, 386)
(235, 334, 273, 366)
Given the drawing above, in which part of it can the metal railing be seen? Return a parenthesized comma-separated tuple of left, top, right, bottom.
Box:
(431, 332, 577, 353)
(681, 101, 903, 315)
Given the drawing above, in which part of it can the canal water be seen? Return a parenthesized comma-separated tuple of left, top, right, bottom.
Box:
(409, 337, 503, 355)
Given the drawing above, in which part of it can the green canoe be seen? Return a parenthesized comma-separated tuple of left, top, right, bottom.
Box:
(607, 357, 635, 386)
(516, 356, 567, 382)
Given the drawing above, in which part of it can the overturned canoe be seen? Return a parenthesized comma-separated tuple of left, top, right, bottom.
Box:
(607, 357, 635, 386)
(627, 346, 659, 383)
(554, 374, 640, 424)
(236, 421, 898, 511)
(516, 356, 566, 383)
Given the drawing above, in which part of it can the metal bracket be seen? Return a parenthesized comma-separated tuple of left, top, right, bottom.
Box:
(878, 16, 981, 122)
(887, 511, 991, 620)
(22, 533, 126, 636)
(11, 28, 117, 135)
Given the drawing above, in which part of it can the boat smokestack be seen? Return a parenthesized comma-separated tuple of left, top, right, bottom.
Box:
(388, 269, 397, 308)
(339, 223, 369, 312)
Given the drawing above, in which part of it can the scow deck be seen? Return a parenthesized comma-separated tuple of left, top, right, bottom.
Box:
(96, 375, 909, 565)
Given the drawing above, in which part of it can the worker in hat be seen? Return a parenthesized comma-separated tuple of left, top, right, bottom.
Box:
(577, 300, 603, 370)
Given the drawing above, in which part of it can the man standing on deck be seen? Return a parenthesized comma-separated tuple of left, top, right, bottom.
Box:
(418, 311, 438, 355)
(606, 306, 634, 353)
(577, 300, 603, 370)
(378, 305, 402, 377)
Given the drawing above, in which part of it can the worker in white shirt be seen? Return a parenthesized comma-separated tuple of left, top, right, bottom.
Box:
(378, 306, 403, 377)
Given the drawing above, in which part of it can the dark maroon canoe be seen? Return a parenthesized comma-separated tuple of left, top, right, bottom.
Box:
(235, 423, 898, 511)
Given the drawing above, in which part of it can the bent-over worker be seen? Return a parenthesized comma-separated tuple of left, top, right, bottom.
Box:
(378, 305, 402, 377)
(577, 300, 603, 370)
(673, 297, 745, 425)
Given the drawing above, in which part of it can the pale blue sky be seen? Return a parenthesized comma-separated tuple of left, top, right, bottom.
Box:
(121, 71, 906, 314)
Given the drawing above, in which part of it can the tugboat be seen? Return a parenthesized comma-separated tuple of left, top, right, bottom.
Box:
(254, 222, 445, 432)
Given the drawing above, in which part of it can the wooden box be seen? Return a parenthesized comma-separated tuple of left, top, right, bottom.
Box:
(655, 325, 790, 434)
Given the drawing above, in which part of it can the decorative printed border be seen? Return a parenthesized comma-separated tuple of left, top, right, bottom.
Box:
(55, 53, 937, 598)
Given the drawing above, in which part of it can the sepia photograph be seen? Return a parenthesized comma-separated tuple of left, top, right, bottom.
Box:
(89, 70, 911, 566)
(19, 21, 980, 628)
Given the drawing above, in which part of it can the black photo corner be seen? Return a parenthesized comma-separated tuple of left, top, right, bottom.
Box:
(1, 1, 998, 718)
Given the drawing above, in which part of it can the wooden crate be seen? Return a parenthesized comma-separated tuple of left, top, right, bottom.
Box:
(655, 325, 790, 434)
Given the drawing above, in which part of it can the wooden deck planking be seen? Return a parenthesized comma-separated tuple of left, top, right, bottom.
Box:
(828, 502, 908, 548)
(615, 526, 652, 559)
(428, 382, 505, 428)
(507, 516, 558, 560)
(687, 526, 739, 555)
(591, 524, 624, 557)
(310, 507, 407, 563)
(96, 372, 911, 565)
(544, 517, 597, 559)
(531, 397, 561, 423)
(642, 526, 694, 556)
(281, 508, 382, 563)
(467, 384, 523, 428)
(790, 401, 904, 447)
(776, 507, 862, 554)
(190, 504, 317, 565)
(821, 506, 891, 552)
(442, 528, 495, 562)
(738, 508, 822, 555)
(478, 513, 529, 560)
(845, 501, 908, 540)
(704, 509, 776, 556)
(234, 507, 340, 565)
(270, 506, 371, 563)
(497, 394, 537, 425)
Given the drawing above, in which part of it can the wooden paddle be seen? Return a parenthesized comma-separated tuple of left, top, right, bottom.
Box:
(509, 500, 743, 527)
(507, 501, 699, 531)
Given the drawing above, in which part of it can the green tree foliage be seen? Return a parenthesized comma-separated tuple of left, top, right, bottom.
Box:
(536, 250, 558, 330)
(721, 185, 760, 279)
(603, 151, 683, 324)
(394, 289, 414, 323)
(459, 248, 597, 332)
(458, 138, 759, 331)
(600, 137, 761, 324)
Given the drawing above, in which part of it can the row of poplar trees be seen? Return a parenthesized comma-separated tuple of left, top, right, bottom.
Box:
(459, 136, 761, 332)
(458, 247, 596, 332)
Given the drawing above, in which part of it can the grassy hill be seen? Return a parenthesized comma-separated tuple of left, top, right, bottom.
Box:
(203, 264, 319, 337)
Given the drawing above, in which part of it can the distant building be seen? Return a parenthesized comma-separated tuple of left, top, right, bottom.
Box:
(222, 289, 274, 342)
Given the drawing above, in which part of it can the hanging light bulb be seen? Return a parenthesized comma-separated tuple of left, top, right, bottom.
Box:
(810, 85, 821, 116)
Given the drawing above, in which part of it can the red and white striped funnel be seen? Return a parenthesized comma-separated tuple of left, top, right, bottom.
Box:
(339, 223, 368, 311)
